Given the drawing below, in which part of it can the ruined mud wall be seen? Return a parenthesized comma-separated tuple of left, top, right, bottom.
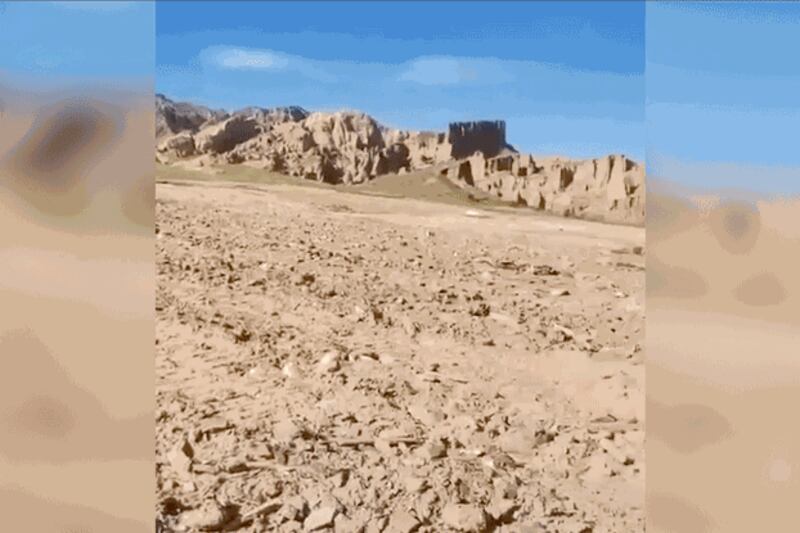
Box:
(448, 120, 508, 159)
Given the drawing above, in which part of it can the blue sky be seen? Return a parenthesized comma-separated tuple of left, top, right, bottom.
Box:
(0, 1, 154, 83)
(156, 1, 645, 161)
(647, 2, 800, 196)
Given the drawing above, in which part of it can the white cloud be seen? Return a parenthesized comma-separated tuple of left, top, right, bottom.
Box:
(199, 46, 337, 82)
(398, 55, 515, 86)
(202, 46, 290, 71)
(194, 47, 623, 99)
(200, 48, 519, 87)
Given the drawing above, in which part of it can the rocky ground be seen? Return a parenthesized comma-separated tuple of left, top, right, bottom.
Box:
(155, 176, 645, 532)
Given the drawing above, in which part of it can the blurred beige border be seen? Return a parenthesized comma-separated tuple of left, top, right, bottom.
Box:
(647, 181, 799, 532)
(0, 78, 154, 531)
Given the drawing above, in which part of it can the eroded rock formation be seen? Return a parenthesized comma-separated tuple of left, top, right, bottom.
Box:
(155, 94, 644, 224)
(156, 95, 453, 184)
(441, 152, 645, 224)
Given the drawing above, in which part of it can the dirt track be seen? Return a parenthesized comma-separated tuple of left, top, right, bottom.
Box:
(155, 179, 645, 532)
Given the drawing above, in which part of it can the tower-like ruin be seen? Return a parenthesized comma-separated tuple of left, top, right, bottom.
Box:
(448, 120, 509, 159)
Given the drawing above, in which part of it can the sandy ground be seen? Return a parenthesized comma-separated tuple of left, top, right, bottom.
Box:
(155, 178, 645, 532)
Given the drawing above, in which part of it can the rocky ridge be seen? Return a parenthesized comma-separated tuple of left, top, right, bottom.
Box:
(155, 95, 644, 224)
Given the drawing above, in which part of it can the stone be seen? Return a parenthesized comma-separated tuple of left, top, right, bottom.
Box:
(334, 513, 367, 533)
(385, 508, 420, 533)
(487, 497, 518, 523)
(167, 437, 194, 476)
(418, 439, 447, 460)
(402, 476, 428, 494)
(178, 503, 229, 531)
(374, 437, 395, 456)
(282, 362, 300, 378)
(440, 503, 487, 532)
(278, 496, 309, 523)
(414, 491, 438, 522)
(318, 351, 341, 373)
(274, 418, 303, 444)
(304, 506, 338, 531)
(329, 469, 349, 489)
(296, 272, 316, 285)
(493, 477, 518, 500)
(551, 324, 574, 342)
(259, 478, 283, 499)
(365, 516, 389, 533)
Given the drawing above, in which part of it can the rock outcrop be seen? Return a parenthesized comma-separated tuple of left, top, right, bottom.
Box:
(194, 115, 261, 155)
(227, 111, 392, 183)
(155, 94, 227, 139)
(157, 99, 452, 184)
(155, 95, 645, 224)
(441, 152, 645, 224)
(157, 132, 196, 158)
